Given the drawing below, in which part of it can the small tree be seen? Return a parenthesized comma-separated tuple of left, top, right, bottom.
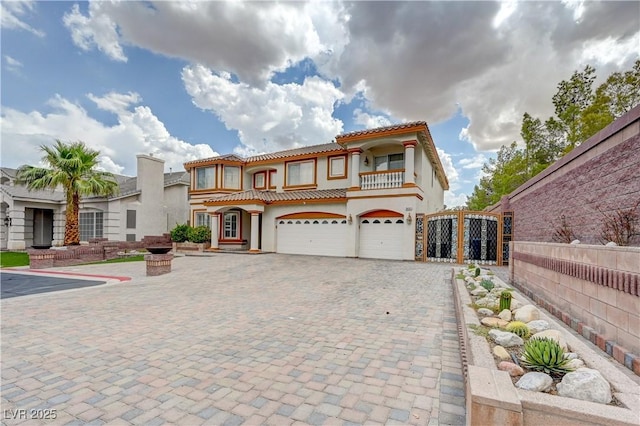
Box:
(598, 201, 640, 246)
(552, 215, 575, 243)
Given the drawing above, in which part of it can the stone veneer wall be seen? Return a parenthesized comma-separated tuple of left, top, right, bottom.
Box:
(487, 104, 640, 245)
(510, 241, 640, 374)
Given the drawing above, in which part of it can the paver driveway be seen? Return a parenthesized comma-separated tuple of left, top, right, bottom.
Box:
(1, 254, 465, 425)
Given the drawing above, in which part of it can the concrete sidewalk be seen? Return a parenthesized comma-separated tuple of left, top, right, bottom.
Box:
(1, 254, 465, 425)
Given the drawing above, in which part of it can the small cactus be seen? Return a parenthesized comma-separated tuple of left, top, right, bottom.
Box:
(499, 291, 512, 311)
(474, 267, 481, 277)
(505, 321, 530, 338)
(521, 337, 573, 375)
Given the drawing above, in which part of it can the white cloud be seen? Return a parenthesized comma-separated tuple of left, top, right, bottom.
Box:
(63, 3, 127, 62)
(437, 147, 467, 208)
(458, 154, 487, 170)
(0, 0, 44, 37)
(353, 109, 392, 129)
(0, 93, 216, 175)
(62, 1, 346, 86)
(4, 55, 23, 73)
(182, 64, 345, 154)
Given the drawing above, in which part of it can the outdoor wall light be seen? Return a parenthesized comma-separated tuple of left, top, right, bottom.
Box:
(363, 156, 369, 166)
(406, 213, 412, 224)
(347, 214, 353, 224)
(4, 216, 11, 226)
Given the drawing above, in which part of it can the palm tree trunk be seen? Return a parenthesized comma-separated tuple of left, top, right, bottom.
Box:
(64, 192, 81, 245)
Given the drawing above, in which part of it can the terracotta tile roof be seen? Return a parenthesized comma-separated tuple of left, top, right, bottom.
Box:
(205, 188, 347, 205)
(335, 121, 428, 140)
(246, 143, 344, 163)
(184, 153, 245, 168)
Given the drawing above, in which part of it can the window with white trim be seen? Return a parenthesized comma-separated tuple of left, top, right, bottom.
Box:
(328, 156, 346, 178)
(223, 211, 239, 239)
(195, 212, 211, 228)
(374, 153, 404, 171)
(196, 167, 215, 189)
(286, 160, 315, 186)
(79, 211, 104, 241)
(224, 166, 241, 189)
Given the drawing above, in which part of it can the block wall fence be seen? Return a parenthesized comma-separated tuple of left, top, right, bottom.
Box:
(487, 104, 640, 245)
(509, 241, 640, 375)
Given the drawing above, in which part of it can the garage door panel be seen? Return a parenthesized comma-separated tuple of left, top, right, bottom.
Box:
(277, 220, 347, 257)
(359, 219, 404, 260)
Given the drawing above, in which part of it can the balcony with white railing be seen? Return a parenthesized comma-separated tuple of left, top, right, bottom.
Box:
(359, 170, 405, 190)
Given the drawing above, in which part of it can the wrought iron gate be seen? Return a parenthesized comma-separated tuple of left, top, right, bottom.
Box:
(415, 211, 513, 265)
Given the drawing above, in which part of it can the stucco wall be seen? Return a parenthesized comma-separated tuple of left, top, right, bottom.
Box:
(488, 105, 640, 245)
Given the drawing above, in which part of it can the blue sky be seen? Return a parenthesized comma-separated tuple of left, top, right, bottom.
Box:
(1, 1, 638, 207)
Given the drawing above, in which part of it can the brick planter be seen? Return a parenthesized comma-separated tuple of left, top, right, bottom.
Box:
(144, 253, 174, 276)
(27, 249, 55, 269)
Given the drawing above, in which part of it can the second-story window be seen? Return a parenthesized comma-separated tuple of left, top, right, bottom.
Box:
(286, 160, 315, 186)
(375, 153, 404, 171)
(224, 166, 241, 189)
(328, 156, 347, 179)
(254, 172, 266, 190)
(196, 167, 215, 189)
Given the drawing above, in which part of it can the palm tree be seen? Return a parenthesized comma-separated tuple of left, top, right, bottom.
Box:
(16, 140, 119, 246)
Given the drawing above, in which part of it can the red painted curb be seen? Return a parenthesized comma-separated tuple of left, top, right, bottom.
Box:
(4, 269, 131, 282)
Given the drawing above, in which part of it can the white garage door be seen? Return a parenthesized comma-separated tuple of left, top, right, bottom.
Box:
(277, 218, 347, 257)
(359, 218, 405, 260)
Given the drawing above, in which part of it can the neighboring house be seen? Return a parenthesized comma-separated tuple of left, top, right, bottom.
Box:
(1, 155, 189, 250)
(184, 121, 449, 260)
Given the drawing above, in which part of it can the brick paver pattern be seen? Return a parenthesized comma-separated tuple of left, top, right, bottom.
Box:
(1, 255, 465, 425)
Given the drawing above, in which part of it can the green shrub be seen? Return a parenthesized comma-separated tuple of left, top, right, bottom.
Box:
(480, 279, 494, 291)
(475, 267, 481, 277)
(170, 224, 190, 243)
(187, 225, 211, 243)
(521, 337, 573, 375)
(505, 321, 530, 339)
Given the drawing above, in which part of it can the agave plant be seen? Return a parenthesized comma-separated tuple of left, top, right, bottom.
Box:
(521, 337, 573, 375)
(480, 279, 495, 292)
(505, 321, 530, 339)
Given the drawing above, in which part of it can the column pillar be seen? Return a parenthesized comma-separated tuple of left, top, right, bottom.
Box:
(349, 148, 362, 189)
(403, 141, 416, 186)
(249, 211, 260, 253)
(209, 213, 220, 250)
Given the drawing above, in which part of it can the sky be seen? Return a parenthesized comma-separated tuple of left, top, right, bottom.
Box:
(1, 1, 638, 208)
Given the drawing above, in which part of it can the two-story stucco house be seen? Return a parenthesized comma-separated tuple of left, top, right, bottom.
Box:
(184, 122, 449, 261)
(1, 155, 189, 250)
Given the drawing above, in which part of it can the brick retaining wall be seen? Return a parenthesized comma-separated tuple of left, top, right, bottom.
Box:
(510, 241, 640, 374)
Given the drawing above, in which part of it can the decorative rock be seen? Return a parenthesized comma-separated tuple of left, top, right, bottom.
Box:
(527, 320, 550, 334)
(557, 368, 612, 404)
(498, 309, 512, 321)
(489, 329, 524, 347)
(605, 241, 617, 247)
(493, 345, 511, 360)
(481, 317, 509, 328)
(531, 329, 567, 350)
(475, 297, 498, 309)
(564, 352, 579, 360)
(477, 308, 494, 316)
(514, 305, 540, 322)
(570, 239, 581, 244)
(566, 358, 585, 370)
(465, 277, 476, 285)
(498, 361, 524, 376)
(510, 299, 523, 310)
(516, 372, 553, 392)
(471, 287, 488, 296)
